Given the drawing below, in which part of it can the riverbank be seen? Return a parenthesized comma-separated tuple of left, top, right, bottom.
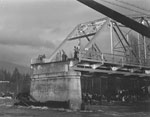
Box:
(0, 103, 149, 117)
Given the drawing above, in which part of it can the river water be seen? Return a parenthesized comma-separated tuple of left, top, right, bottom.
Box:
(0, 104, 150, 117)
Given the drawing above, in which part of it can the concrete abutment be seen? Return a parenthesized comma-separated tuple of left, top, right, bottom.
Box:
(30, 61, 82, 110)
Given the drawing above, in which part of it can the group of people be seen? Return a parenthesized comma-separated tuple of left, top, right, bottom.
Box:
(37, 54, 46, 61)
(105, 87, 150, 103)
(116, 88, 149, 102)
(82, 87, 150, 105)
(55, 46, 80, 62)
(56, 50, 68, 61)
(82, 93, 102, 105)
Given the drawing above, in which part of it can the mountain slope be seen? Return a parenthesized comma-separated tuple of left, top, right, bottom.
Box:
(0, 61, 30, 74)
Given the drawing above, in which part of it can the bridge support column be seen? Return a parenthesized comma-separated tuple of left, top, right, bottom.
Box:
(68, 71, 82, 110)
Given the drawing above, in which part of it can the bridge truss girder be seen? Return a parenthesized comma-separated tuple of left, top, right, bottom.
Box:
(46, 16, 150, 77)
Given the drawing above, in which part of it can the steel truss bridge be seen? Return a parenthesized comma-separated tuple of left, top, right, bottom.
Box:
(32, 0, 150, 78)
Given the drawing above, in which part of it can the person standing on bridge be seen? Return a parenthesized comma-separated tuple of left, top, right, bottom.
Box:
(62, 50, 67, 61)
(74, 46, 79, 59)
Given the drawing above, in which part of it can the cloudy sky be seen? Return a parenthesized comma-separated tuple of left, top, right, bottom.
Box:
(0, 0, 150, 66)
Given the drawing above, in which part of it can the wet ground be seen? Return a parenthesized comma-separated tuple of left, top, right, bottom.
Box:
(0, 104, 150, 117)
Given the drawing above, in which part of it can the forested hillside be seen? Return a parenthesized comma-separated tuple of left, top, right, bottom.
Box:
(0, 61, 30, 74)
(0, 68, 30, 97)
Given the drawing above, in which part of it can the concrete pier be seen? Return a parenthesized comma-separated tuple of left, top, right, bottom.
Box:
(30, 61, 82, 110)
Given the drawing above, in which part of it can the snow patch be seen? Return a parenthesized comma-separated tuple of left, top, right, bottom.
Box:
(0, 96, 12, 100)
(30, 106, 48, 110)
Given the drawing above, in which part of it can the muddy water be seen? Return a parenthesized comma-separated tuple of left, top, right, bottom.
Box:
(0, 104, 149, 117)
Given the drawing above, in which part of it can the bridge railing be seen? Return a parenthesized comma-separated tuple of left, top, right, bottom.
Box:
(79, 50, 150, 67)
(31, 58, 50, 64)
(79, 50, 102, 61)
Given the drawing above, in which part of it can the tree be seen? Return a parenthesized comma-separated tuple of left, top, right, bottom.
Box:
(0, 68, 31, 97)
(11, 68, 21, 94)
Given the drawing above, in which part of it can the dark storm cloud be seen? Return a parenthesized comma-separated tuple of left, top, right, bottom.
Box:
(0, 0, 94, 49)
(0, 28, 56, 49)
(0, 36, 55, 49)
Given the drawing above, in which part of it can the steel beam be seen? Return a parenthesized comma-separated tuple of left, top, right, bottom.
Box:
(83, 18, 109, 49)
(113, 27, 126, 52)
(68, 33, 95, 41)
(77, 0, 150, 38)
(49, 25, 79, 61)
(72, 67, 150, 77)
